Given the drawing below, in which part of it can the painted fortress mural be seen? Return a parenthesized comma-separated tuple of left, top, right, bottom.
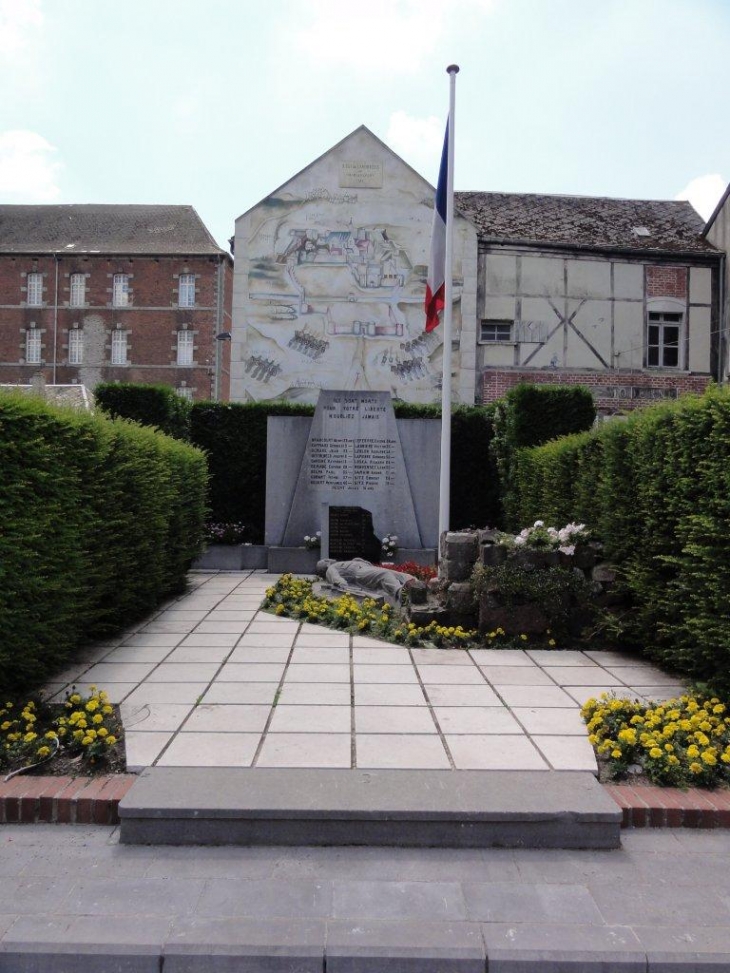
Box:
(232, 129, 476, 404)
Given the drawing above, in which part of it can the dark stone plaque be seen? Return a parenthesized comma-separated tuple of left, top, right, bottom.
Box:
(329, 506, 381, 562)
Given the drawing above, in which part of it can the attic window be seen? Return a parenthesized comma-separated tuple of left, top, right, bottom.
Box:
(633, 226, 651, 237)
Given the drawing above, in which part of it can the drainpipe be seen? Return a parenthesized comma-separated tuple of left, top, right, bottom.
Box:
(719, 253, 727, 386)
(52, 254, 59, 384)
(213, 256, 225, 401)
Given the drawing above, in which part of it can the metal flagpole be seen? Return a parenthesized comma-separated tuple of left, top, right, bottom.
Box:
(438, 64, 459, 550)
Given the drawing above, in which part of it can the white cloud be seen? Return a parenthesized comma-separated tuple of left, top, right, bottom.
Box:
(290, 0, 495, 73)
(0, 0, 43, 58)
(0, 130, 61, 201)
(386, 111, 444, 179)
(675, 173, 726, 222)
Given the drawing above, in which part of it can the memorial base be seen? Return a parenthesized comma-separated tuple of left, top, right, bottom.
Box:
(192, 545, 268, 570)
(267, 547, 321, 575)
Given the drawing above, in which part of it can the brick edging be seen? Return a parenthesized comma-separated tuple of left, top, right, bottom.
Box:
(0, 774, 136, 825)
(605, 783, 730, 828)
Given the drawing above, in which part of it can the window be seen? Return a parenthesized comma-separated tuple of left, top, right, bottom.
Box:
(480, 319, 513, 342)
(25, 327, 42, 364)
(647, 312, 682, 368)
(111, 329, 128, 365)
(27, 273, 43, 306)
(176, 386, 194, 401)
(176, 329, 194, 365)
(70, 273, 86, 307)
(178, 273, 196, 307)
(112, 274, 129, 307)
(68, 328, 84, 365)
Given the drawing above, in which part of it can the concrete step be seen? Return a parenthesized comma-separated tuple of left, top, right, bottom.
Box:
(119, 767, 621, 849)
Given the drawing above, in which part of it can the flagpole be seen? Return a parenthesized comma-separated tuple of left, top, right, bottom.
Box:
(438, 64, 459, 549)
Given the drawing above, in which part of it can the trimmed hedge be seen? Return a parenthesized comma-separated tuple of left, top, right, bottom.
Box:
(0, 392, 207, 695)
(509, 387, 730, 691)
(493, 383, 597, 528)
(95, 383, 192, 440)
(190, 401, 499, 540)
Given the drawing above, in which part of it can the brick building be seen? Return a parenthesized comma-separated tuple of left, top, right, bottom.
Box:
(455, 192, 723, 413)
(0, 205, 233, 401)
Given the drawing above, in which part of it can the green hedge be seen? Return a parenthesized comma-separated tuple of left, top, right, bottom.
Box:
(493, 384, 597, 528)
(95, 383, 192, 440)
(0, 392, 207, 695)
(509, 387, 730, 690)
(190, 401, 499, 540)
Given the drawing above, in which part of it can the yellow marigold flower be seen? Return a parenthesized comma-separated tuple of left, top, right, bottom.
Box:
(0, 721, 11, 731)
(618, 728, 637, 745)
(106, 736, 117, 746)
(92, 714, 103, 725)
(664, 743, 674, 753)
(611, 749, 623, 759)
(548, 639, 556, 647)
(721, 753, 730, 764)
(519, 634, 528, 642)
(668, 755, 680, 765)
(44, 731, 57, 740)
(713, 704, 725, 715)
(97, 727, 108, 738)
(695, 732, 710, 747)
(689, 762, 703, 774)
(72, 729, 84, 741)
(69, 694, 81, 704)
(588, 734, 598, 745)
(701, 750, 717, 766)
(81, 735, 94, 746)
(649, 747, 663, 759)
(23, 731, 37, 742)
(687, 745, 700, 758)
(36, 746, 50, 758)
(102, 705, 113, 715)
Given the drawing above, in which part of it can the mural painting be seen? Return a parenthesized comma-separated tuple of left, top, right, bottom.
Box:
(235, 137, 472, 404)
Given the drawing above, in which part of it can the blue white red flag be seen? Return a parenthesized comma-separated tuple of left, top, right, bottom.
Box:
(425, 121, 449, 332)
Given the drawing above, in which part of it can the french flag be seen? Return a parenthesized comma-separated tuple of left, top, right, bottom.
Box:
(425, 122, 449, 333)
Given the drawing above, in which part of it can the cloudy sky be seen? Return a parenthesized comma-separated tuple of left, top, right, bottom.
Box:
(1, 0, 728, 248)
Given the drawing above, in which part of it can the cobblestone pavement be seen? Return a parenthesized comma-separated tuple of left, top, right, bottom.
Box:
(0, 824, 729, 970)
(43, 570, 686, 774)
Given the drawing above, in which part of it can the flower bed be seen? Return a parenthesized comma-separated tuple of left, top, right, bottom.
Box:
(1, 687, 124, 780)
(263, 574, 476, 647)
(582, 692, 730, 788)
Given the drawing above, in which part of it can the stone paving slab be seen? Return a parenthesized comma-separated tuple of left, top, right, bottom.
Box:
(44, 570, 687, 774)
(0, 824, 729, 971)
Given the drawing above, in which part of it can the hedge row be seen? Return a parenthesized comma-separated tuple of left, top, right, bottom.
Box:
(510, 387, 730, 690)
(492, 383, 597, 528)
(0, 392, 207, 695)
(95, 383, 192, 440)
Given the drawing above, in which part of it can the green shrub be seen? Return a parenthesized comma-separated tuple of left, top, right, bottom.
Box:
(509, 387, 730, 691)
(0, 391, 207, 695)
(493, 384, 596, 528)
(95, 383, 192, 440)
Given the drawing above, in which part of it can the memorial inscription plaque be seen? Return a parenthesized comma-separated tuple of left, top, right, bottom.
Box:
(329, 506, 381, 561)
(281, 390, 422, 550)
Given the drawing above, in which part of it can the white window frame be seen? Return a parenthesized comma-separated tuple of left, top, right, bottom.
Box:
(176, 329, 194, 366)
(26, 273, 43, 306)
(646, 299, 685, 369)
(68, 328, 84, 365)
(178, 273, 196, 307)
(69, 273, 86, 307)
(176, 385, 194, 401)
(25, 327, 42, 364)
(111, 329, 128, 365)
(112, 274, 129, 307)
(480, 319, 514, 343)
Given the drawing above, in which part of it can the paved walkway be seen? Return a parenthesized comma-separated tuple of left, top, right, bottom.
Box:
(43, 571, 686, 774)
(1, 824, 730, 969)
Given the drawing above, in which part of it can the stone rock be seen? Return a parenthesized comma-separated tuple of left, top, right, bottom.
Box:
(478, 528, 501, 544)
(481, 543, 507, 567)
(446, 582, 476, 615)
(408, 604, 450, 627)
(514, 549, 559, 570)
(440, 556, 474, 583)
(592, 563, 618, 584)
(407, 580, 428, 604)
(442, 531, 479, 561)
(573, 545, 598, 571)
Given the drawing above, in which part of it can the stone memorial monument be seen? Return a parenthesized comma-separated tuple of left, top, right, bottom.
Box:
(266, 390, 438, 564)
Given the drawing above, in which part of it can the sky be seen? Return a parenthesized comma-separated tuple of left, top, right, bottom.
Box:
(1, 0, 729, 250)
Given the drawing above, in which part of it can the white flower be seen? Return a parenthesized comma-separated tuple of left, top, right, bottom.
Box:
(519, 528, 530, 538)
(316, 531, 321, 537)
(534, 520, 544, 528)
(513, 536, 526, 546)
(382, 537, 389, 544)
(558, 545, 575, 555)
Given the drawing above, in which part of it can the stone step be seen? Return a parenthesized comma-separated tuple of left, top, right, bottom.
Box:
(119, 767, 621, 849)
